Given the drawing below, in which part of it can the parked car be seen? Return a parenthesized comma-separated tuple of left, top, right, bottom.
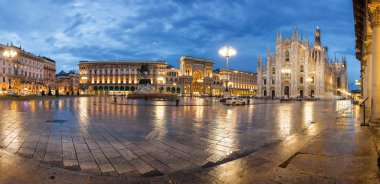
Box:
(225, 97, 248, 105)
(220, 97, 232, 102)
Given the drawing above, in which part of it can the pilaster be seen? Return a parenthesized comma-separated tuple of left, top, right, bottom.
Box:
(368, 5, 380, 121)
(364, 37, 372, 110)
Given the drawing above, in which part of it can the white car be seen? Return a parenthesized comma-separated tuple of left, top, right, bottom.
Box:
(225, 97, 248, 105)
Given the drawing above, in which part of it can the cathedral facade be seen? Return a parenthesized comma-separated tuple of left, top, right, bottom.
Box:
(257, 27, 348, 99)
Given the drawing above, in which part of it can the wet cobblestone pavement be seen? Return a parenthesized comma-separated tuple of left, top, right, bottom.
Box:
(1, 97, 377, 184)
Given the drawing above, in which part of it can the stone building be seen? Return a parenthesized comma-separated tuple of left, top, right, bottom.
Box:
(212, 69, 257, 96)
(0, 44, 56, 95)
(353, 0, 380, 122)
(178, 56, 214, 96)
(78, 56, 257, 97)
(78, 60, 169, 95)
(257, 28, 348, 99)
(41, 56, 56, 92)
(56, 71, 79, 95)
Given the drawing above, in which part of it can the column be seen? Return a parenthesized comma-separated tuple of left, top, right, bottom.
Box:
(181, 78, 185, 95)
(365, 38, 372, 110)
(203, 81, 206, 95)
(190, 81, 193, 97)
(370, 6, 380, 121)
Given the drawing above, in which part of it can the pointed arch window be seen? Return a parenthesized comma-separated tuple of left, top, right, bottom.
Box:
(285, 51, 290, 61)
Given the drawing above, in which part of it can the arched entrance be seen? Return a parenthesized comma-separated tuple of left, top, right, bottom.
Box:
(264, 90, 267, 97)
(310, 90, 315, 97)
(192, 70, 204, 95)
(300, 90, 303, 97)
(284, 86, 289, 97)
(184, 84, 191, 94)
(271, 90, 275, 98)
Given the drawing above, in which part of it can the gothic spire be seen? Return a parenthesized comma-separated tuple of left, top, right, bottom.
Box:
(314, 26, 321, 46)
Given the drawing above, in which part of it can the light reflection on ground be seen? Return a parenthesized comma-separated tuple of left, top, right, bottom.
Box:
(0, 97, 350, 175)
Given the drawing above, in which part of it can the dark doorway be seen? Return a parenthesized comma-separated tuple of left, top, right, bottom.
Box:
(284, 86, 290, 97)
(264, 90, 267, 97)
(271, 90, 275, 98)
(310, 90, 315, 97)
(300, 90, 303, 98)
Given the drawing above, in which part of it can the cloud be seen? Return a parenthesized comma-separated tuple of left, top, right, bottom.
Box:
(0, 0, 359, 88)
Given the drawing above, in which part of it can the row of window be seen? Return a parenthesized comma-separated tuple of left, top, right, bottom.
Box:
(271, 65, 305, 75)
(80, 66, 166, 70)
(263, 77, 314, 85)
(1, 68, 43, 79)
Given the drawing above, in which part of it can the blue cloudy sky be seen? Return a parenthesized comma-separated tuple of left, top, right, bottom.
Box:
(0, 0, 359, 89)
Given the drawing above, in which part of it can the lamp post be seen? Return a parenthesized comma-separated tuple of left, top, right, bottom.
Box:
(2, 48, 17, 91)
(219, 46, 237, 92)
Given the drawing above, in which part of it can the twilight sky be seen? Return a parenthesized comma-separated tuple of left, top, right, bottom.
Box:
(0, 0, 360, 89)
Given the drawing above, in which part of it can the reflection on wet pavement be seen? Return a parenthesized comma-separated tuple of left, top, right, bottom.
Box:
(0, 97, 351, 176)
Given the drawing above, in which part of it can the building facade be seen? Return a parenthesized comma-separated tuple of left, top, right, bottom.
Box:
(178, 56, 214, 96)
(41, 56, 56, 92)
(353, 0, 380, 122)
(212, 69, 257, 96)
(257, 28, 348, 99)
(56, 71, 79, 95)
(78, 56, 258, 96)
(78, 60, 172, 95)
(0, 44, 56, 95)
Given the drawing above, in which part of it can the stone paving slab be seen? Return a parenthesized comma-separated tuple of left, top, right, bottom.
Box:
(2, 97, 375, 183)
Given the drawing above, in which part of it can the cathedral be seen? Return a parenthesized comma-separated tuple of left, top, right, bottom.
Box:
(257, 27, 348, 99)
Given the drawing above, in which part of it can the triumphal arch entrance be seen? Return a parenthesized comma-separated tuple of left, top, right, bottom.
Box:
(178, 56, 213, 96)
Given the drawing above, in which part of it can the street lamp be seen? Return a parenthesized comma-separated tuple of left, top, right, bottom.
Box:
(3, 49, 17, 58)
(2, 48, 17, 90)
(219, 46, 237, 92)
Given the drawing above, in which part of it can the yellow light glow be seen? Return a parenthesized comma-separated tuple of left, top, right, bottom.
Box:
(3, 49, 17, 58)
(219, 46, 237, 57)
(281, 68, 291, 74)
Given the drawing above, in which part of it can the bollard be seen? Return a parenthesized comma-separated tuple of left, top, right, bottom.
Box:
(360, 97, 369, 126)
(176, 99, 179, 106)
